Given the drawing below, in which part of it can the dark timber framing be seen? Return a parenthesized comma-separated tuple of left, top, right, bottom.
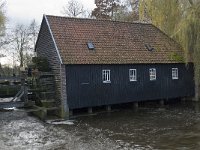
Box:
(65, 64, 194, 109)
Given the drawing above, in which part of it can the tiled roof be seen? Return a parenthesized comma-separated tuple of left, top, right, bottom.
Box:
(46, 15, 184, 64)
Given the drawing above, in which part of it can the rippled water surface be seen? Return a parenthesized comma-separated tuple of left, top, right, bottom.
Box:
(1, 100, 200, 150)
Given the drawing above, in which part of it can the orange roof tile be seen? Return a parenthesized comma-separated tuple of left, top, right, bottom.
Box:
(46, 15, 184, 64)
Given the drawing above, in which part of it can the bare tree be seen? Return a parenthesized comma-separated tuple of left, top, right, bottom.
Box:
(62, 0, 85, 17)
(0, 0, 5, 36)
(13, 24, 30, 67)
(29, 19, 39, 50)
(82, 9, 92, 18)
(10, 20, 39, 67)
(0, 0, 6, 56)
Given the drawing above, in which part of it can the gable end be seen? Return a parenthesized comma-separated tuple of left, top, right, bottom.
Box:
(44, 15, 63, 64)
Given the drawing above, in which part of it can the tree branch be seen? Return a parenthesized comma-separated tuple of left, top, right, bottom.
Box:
(188, 0, 194, 6)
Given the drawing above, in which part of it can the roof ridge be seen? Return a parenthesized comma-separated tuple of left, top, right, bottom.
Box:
(45, 14, 152, 26)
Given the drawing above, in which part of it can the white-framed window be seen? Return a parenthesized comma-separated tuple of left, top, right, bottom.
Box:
(129, 69, 137, 81)
(172, 68, 178, 79)
(102, 70, 111, 83)
(149, 68, 156, 81)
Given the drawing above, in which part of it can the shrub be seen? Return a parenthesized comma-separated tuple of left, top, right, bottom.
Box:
(32, 57, 51, 72)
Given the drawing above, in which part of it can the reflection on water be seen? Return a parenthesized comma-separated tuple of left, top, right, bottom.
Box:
(1, 101, 200, 149)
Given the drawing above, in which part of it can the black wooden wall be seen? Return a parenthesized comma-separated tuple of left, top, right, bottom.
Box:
(65, 63, 194, 109)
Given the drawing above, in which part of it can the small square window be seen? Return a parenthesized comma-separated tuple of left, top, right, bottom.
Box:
(87, 41, 95, 50)
(149, 68, 156, 81)
(172, 68, 178, 79)
(129, 69, 137, 81)
(102, 70, 111, 83)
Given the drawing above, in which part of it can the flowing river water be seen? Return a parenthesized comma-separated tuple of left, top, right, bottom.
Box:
(1, 99, 200, 150)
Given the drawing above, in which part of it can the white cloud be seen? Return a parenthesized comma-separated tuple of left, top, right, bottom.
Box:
(0, 0, 96, 64)
(6, 0, 96, 25)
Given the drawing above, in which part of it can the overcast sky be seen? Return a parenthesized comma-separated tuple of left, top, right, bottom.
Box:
(6, 0, 96, 26)
(0, 0, 95, 65)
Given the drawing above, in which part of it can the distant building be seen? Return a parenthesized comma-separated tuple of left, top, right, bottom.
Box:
(35, 15, 194, 118)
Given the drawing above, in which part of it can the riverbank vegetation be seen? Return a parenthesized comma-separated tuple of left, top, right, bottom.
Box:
(138, 0, 200, 100)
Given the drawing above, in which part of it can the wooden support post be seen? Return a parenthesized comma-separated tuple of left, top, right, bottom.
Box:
(133, 102, 139, 108)
(181, 97, 186, 103)
(194, 102, 200, 112)
(106, 105, 111, 112)
(69, 110, 73, 116)
(159, 100, 164, 106)
(88, 107, 93, 114)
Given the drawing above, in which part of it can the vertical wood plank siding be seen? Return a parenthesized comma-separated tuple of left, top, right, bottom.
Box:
(66, 63, 194, 109)
(36, 18, 62, 105)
